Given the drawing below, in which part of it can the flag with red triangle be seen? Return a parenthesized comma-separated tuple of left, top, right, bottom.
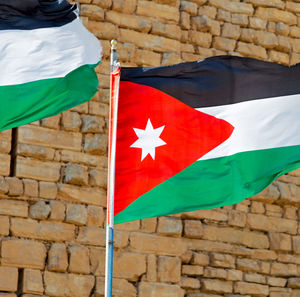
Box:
(113, 56, 300, 224)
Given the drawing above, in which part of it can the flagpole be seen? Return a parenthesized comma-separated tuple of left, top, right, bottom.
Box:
(105, 40, 120, 297)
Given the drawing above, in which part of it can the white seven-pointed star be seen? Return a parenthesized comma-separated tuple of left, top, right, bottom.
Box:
(130, 118, 166, 161)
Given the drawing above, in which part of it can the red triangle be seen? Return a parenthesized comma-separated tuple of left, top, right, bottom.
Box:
(114, 81, 234, 216)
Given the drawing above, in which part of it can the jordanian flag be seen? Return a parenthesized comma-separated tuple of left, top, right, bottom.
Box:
(0, 0, 101, 131)
(114, 55, 300, 224)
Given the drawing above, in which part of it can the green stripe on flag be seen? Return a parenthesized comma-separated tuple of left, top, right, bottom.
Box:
(0, 63, 99, 131)
(115, 145, 300, 224)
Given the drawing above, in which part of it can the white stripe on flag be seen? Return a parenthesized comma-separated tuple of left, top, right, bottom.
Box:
(197, 93, 300, 160)
(0, 18, 101, 86)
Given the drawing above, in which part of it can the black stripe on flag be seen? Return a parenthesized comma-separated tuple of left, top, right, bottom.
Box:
(121, 55, 300, 108)
(0, 0, 77, 30)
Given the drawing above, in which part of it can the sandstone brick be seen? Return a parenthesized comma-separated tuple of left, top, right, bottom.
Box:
(0, 215, 9, 235)
(244, 273, 266, 284)
(202, 225, 269, 248)
(210, 0, 254, 15)
(69, 246, 90, 274)
(204, 267, 227, 279)
(0, 176, 9, 194)
(130, 232, 187, 255)
(256, 7, 297, 25)
(237, 42, 267, 60)
(11, 218, 75, 242)
(140, 217, 157, 233)
(162, 52, 182, 65)
(2, 239, 46, 269)
(182, 265, 203, 276)
(202, 279, 233, 294)
(277, 182, 300, 205)
(18, 126, 82, 151)
(181, 1, 197, 15)
(157, 256, 181, 283)
(184, 220, 203, 238)
(57, 183, 106, 207)
(293, 236, 300, 254)
(146, 254, 157, 282)
(89, 168, 107, 188)
(247, 213, 298, 234)
(44, 271, 94, 297)
(271, 263, 298, 276)
(114, 252, 147, 281)
(251, 184, 280, 203)
(0, 154, 10, 176)
(211, 253, 235, 268)
(94, 277, 137, 297)
(249, 17, 267, 30)
(49, 201, 65, 221)
(82, 115, 105, 133)
(135, 49, 161, 67)
(87, 21, 119, 40)
(269, 232, 292, 251)
(152, 22, 181, 40)
(288, 278, 300, 288)
(23, 269, 43, 295)
(247, 0, 284, 9)
(228, 210, 247, 227)
(222, 23, 241, 40)
(80, 4, 104, 20)
(66, 203, 87, 225)
(284, 207, 297, 220)
(213, 36, 236, 51)
(0, 267, 18, 292)
(255, 31, 278, 48)
(23, 179, 38, 197)
(15, 156, 60, 182)
(237, 258, 260, 273)
(227, 269, 243, 281)
(189, 31, 212, 48)
(120, 29, 180, 53)
(70, 102, 88, 114)
(269, 50, 289, 65)
(87, 205, 104, 227)
(234, 282, 269, 296)
(39, 181, 57, 199)
(157, 217, 182, 237)
(0, 130, 11, 154)
(0, 199, 28, 217)
(88, 101, 108, 118)
(112, 0, 137, 13)
(267, 276, 287, 287)
(180, 276, 201, 289)
(180, 11, 190, 30)
(5, 177, 24, 196)
(89, 247, 105, 276)
(77, 226, 105, 246)
(16, 143, 55, 160)
(61, 111, 82, 132)
(48, 243, 68, 272)
(137, 1, 179, 22)
(138, 282, 184, 297)
(41, 114, 60, 130)
(29, 201, 50, 219)
(191, 253, 209, 266)
(61, 150, 107, 167)
(182, 209, 228, 221)
(83, 133, 107, 154)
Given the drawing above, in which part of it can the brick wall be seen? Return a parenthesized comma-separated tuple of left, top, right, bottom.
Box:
(1, 0, 300, 296)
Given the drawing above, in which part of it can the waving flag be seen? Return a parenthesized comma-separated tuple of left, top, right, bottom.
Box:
(0, 0, 101, 131)
(113, 55, 300, 224)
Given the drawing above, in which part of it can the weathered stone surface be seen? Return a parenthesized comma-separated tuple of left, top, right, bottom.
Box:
(94, 277, 137, 297)
(0, 267, 18, 292)
(48, 243, 68, 272)
(66, 204, 87, 225)
(69, 246, 90, 274)
(269, 232, 292, 251)
(16, 143, 55, 160)
(255, 7, 297, 25)
(157, 256, 181, 283)
(138, 282, 184, 297)
(57, 183, 106, 206)
(15, 156, 60, 182)
(18, 126, 82, 151)
(157, 217, 182, 237)
(0, 199, 28, 217)
(130, 232, 187, 255)
(2, 239, 46, 269)
(63, 163, 89, 186)
(11, 218, 75, 242)
(29, 201, 50, 219)
(184, 220, 203, 238)
(23, 269, 43, 295)
(211, 253, 235, 268)
(44, 271, 95, 297)
(234, 281, 269, 296)
(247, 213, 298, 234)
(77, 226, 105, 246)
(270, 263, 298, 276)
(89, 168, 107, 188)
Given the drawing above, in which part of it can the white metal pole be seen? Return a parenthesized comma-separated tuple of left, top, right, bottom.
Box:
(105, 40, 120, 297)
